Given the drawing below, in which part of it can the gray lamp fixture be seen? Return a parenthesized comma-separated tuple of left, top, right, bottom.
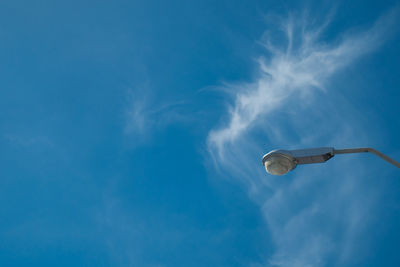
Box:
(262, 147, 400, 175)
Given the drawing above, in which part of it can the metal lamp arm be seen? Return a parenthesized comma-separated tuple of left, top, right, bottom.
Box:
(333, 148, 400, 168)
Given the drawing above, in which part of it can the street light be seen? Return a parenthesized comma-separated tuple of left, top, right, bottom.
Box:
(262, 147, 400, 175)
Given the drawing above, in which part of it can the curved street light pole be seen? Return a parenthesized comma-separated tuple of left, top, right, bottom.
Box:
(333, 148, 400, 168)
(262, 147, 400, 175)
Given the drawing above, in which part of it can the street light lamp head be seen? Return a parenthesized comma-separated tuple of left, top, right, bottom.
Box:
(262, 150, 297, 175)
(262, 147, 336, 175)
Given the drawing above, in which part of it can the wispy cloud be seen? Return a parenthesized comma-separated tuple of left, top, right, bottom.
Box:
(4, 134, 53, 147)
(124, 89, 188, 140)
(208, 9, 397, 156)
(207, 8, 398, 267)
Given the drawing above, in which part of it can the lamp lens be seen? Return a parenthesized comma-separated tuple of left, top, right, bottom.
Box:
(264, 155, 294, 175)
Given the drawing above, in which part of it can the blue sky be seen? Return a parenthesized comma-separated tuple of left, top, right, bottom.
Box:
(1, 0, 400, 266)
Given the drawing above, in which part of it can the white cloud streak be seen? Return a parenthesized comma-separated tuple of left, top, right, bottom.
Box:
(124, 89, 188, 139)
(207, 8, 398, 267)
(208, 9, 396, 155)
